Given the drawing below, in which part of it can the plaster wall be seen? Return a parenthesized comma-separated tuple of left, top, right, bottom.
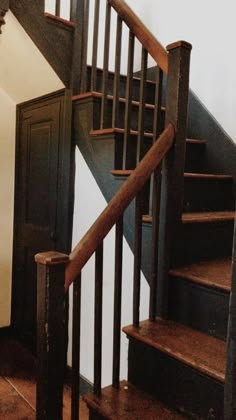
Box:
(0, 89, 16, 327)
(0, 11, 63, 327)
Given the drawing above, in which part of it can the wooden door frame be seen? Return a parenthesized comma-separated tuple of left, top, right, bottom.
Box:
(11, 88, 73, 338)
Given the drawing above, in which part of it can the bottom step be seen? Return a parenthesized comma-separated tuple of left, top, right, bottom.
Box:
(84, 380, 185, 419)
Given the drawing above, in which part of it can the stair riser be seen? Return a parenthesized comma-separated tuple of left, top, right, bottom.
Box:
(75, 95, 165, 133)
(128, 337, 224, 419)
(88, 409, 105, 420)
(184, 142, 206, 173)
(168, 276, 229, 339)
(172, 221, 234, 265)
(183, 177, 234, 212)
(87, 67, 157, 104)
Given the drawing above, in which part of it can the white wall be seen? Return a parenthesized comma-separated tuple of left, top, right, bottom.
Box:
(69, 148, 149, 386)
(0, 11, 63, 103)
(125, 0, 236, 142)
(0, 89, 16, 327)
(0, 11, 64, 327)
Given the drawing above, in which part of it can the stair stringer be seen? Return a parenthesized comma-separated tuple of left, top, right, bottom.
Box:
(9, 0, 73, 86)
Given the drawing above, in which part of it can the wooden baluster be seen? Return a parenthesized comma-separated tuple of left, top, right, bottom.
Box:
(35, 251, 69, 420)
(112, 217, 123, 388)
(100, 2, 111, 129)
(123, 30, 135, 169)
(112, 15, 122, 128)
(133, 190, 143, 327)
(157, 41, 192, 318)
(224, 218, 236, 419)
(149, 165, 162, 320)
(71, 273, 82, 420)
(94, 242, 104, 396)
(153, 67, 164, 143)
(80, 0, 90, 93)
(149, 67, 163, 319)
(136, 47, 147, 164)
(91, 0, 100, 91)
(55, 0, 60, 16)
(70, 0, 90, 93)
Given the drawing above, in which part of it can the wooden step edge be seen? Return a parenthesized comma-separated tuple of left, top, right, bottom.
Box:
(169, 268, 231, 293)
(186, 138, 206, 145)
(111, 169, 133, 177)
(44, 13, 76, 28)
(123, 319, 226, 383)
(184, 172, 233, 180)
(85, 65, 157, 85)
(89, 128, 207, 147)
(143, 212, 235, 225)
(182, 211, 235, 224)
(72, 91, 165, 110)
(83, 380, 185, 419)
(90, 127, 154, 139)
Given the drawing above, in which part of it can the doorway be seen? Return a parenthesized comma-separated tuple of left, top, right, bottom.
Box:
(12, 89, 72, 351)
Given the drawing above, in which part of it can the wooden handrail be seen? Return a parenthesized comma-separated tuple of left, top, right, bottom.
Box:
(65, 124, 175, 289)
(108, 0, 168, 74)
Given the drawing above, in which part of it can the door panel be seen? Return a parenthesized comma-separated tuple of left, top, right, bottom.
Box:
(12, 90, 72, 351)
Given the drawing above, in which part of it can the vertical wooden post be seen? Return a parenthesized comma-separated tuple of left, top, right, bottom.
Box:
(224, 218, 236, 419)
(157, 41, 192, 318)
(70, 0, 86, 93)
(35, 251, 69, 420)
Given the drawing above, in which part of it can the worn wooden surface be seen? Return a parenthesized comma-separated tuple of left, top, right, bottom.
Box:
(124, 318, 226, 382)
(84, 380, 185, 419)
(169, 257, 232, 292)
(0, 336, 89, 419)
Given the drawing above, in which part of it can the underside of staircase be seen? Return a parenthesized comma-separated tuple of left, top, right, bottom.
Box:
(3, 1, 236, 418)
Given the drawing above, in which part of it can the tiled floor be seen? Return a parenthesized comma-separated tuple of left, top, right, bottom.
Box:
(0, 335, 89, 419)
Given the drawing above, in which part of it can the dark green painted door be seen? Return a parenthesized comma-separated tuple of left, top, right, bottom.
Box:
(12, 89, 72, 351)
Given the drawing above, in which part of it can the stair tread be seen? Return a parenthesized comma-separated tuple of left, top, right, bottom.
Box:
(84, 380, 185, 419)
(111, 170, 232, 179)
(90, 127, 154, 138)
(182, 211, 235, 223)
(72, 91, 164, 110)
(90, 127, 206, 146)
(123, 319, 226, 383)
(143, 211, 235, 224)
(44, 13, 76, 28)
(169, 257, 232, 292)
(184, 172, 232, 180)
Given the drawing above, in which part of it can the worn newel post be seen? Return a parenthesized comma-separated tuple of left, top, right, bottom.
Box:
(157, 41, 192, 318)
(35, 251, 69, 420)
(224, 217, 236, 419)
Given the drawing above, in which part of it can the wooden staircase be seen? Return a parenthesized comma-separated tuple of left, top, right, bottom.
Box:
(72, 65, 234, 418)
(6, 0, 235, 418)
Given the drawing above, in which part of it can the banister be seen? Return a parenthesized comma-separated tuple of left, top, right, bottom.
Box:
(65, 123, 175, 289)
(108, 0, 168, 74)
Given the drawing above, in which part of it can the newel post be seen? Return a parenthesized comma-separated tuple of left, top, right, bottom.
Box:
(157, 41, 192, 318)
(35, 251, 69, 420)
(0, 0, 9, 34)
(224, 218, 236, 419)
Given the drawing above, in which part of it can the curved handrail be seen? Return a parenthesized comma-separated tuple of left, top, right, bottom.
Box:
(65, 124, 175, 289)
(108, 0, 168, 74)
